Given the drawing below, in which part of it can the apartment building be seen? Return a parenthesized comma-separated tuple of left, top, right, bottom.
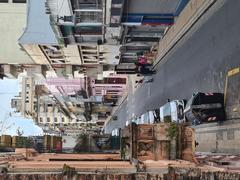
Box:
(111, 0, 189, 74)
(0, 0, 55, 79)
(11, 76, 37, 119)
(91, 75, 127, 97)
(37, 95, 71, 131)
(11, 77, 90, 134)
(0, 0, 31, 78)
(17, 0, 121, 80)
(0, 0, 32, 64)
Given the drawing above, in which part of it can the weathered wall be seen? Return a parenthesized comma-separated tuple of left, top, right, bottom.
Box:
(1, 169, 240, 180)
(195, 120, 240, 153)
(0, 3, 33, 64)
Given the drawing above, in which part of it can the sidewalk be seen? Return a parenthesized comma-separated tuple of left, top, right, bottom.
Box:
(154, 0, 216, 67)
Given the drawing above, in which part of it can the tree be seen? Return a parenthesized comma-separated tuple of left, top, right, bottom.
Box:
(74, 133, 89, 152)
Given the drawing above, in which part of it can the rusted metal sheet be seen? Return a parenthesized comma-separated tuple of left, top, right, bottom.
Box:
(2, 170, 240, 180)
(154, 123, 178, 160)
(155, 141, 170, 160)
(154, 123, 171, 141)
(3, 170, 240, 180)
(134, 173, 164, 180)
(137, 140, 155, 161)
(136, 125, 155, 140)
(0, 174, 135, 180)
(121, 124, 196, 162)
(121, 124, 136, 160)
(77, 174, 134, 180)
(181, 127, 196, 162)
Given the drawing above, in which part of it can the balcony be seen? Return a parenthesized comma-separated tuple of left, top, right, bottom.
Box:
(71, 0, 102, 11)
(75, 11, 103, 25)
(75, 36, 102, 43)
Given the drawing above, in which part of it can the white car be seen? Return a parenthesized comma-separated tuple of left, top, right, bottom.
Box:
(160, 100, 186, 123)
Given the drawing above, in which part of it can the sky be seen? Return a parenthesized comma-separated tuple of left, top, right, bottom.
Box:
(0, 78, 43, 136)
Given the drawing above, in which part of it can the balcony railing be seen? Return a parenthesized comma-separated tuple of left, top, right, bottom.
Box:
(71, 0, 103, 10)
(75, 11, 103, 24)
(74, 4, 102, 10)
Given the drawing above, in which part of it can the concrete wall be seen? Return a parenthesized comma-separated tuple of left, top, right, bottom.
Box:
(0, 2, 33, 64)
(62, 135, 77, 151)
(195, 120, 240, 153)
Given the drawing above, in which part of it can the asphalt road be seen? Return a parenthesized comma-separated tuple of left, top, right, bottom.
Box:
(105, 0, 240, 133)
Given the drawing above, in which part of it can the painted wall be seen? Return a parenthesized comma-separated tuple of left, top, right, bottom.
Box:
(0, 2, 33, 64)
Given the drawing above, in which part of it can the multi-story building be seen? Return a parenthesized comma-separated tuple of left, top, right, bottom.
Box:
(36, 95, 71, 131)
(0, 0, 51, 78)
(11, 76, 38, 119)
(18, 0, 80, 71)
(45, 77, 106, 122)
(0, 0, 32, 65)
(48, 0, 120, 65)
(45, 78, 86, 96)
(90, 75, 127, 97)
(89, 75, 127, 126)
(111, 0, 189, 74)
(17, 0, 121, 79)
(11, 76, 87, 133)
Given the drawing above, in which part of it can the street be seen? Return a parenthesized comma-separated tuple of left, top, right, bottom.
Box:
(105, 0, 240, 153)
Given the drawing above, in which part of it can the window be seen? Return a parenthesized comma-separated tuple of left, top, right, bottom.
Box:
(163, 102, 171, 122)
(170, 102, 178, 122)
(54, 117, 58, 123)
(0, 0, 8, 3)
(13, 0, 26, 3)
(47, 117, 50, 122)
(62, 117, 65, 122)
(39, 117, 43, 122)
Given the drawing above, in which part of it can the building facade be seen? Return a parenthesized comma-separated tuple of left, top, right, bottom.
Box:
(17, 0, 121, 80)
(91, 76, 127, 97)
(0, 0, 33, 64)
(111, 0, 189, 74)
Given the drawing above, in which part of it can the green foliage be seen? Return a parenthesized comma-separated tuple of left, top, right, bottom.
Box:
(17, 137, 33, 148)
(167, 123, 178, 140)
(62, 164, 76, 177)
(164, 116, 172, 123)
(165, 142, 171, 154)
(74, 133, 89, 152)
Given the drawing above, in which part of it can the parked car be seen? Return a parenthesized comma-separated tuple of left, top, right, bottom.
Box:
(136, 110, 160, 125)
(160, 100, 186, 123)
(184, 92, 225, 125)
(127, 110, 159, 126)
